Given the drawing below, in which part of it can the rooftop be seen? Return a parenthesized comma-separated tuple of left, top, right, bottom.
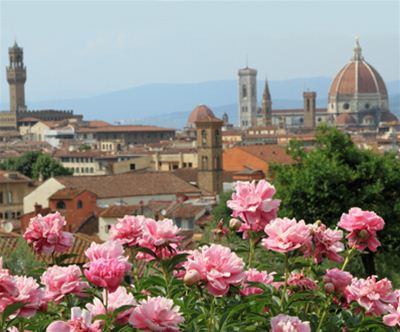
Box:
(55, 171, 201, 199)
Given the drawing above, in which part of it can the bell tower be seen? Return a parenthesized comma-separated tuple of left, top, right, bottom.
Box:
(238, 66, 257, 128)
(195, 108, 223, 195)
(7, 41, 27, 113)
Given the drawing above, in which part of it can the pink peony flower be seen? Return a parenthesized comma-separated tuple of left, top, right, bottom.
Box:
(383, 297, 400, 327)
(183, 244, 244, 296)
(323, 268, 352, 295)
(345, 275, 396, 315)
(84, 258, 131, 292)
(46, 307, 102, 332)
(309, 223, 344, 263)
(109, 215, 148, 247)
(240, 268, 275, 296)
(84, 241, 132, 292)
(85, 240, 126, 261)
(139, 218, 181, 247)
(338, 207, 384, 252)
(0, 259, 19, 314)
(129, 296, 184, 331)
(287, 272, 318, 291)
(23, 212, 73, 255)
(270, 314, 311, 332)
(227, 180, 281, 235)
(41, 265, 88, 303)
(262, 218, 311, 253)
(86, 286, 136, 325)
(12, 276, 43, 318)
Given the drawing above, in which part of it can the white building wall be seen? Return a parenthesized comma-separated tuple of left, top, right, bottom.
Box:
(23, 178, 65, 213)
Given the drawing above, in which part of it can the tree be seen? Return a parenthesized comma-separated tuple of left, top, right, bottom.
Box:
(31, 154, 73, 180)
(0, 151, 41, 178)
(270, 125, 400, 275)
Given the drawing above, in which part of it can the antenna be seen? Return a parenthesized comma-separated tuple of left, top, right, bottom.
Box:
(246, 54, 248, 68)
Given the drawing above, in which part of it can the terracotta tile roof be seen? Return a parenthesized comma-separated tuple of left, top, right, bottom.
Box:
(236, 145, 294, 164)
(87, 120, 111, 128)
(53, 150, 104, 158)
(0, 231, 20, 258)
(56, 172, 201, 199)
(77, 125, 175, 134)
(172, 168, 236, 183)
(99, 205, 140, 218)
(49, 188, 91, 200)
(166, 203, 206, 219)
(0, 170, 32, 184)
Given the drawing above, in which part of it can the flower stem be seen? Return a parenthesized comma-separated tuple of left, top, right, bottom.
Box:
(162, 265, 171, 297)
(248, 236, 255, 268)
(317, 247, 356, 331)
(207, 297, 215, 332)
(341, 246, 356, 271)
(280, 253, 289, 310)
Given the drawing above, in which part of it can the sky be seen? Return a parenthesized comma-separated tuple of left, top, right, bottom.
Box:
(0, 0, 399, 103)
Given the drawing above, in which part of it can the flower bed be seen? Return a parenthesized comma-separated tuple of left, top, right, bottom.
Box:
(1, 180, 399, 331)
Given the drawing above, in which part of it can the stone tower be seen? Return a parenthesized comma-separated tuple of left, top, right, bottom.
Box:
(261, 78, 272, 126)
(7, 42, 27, 113)
(303, 91, 316, 129)
(238, 67, 257, 128)
(195, 107, 223, 195)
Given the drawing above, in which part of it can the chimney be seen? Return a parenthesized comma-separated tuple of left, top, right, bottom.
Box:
(34, 203, 42, 215)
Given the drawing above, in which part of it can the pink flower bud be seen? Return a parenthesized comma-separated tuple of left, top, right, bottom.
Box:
(324, 282, 335, 294)
(184, 270, 201, 286)
(229, 218, 242, 230)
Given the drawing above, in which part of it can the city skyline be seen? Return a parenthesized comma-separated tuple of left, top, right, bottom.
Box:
(1, 1, 399, 104)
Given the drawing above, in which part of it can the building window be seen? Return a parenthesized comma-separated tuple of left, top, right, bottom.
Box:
(0, 192, 3, 204)
(251, 84, 256, 97)
(306, 99, 310, 112)
(175, 218, 182, 227)
(201, 130, 207, 145)
(242, 85, 247, 98)
(343, 103, 350, 110)
(130, 164, 136, 170)
(90, 167, 94, 173)
(201, 156, 208, 169)
(365, 103, 370, 109)
(56, 201, 66, 209)
(77, 200, 83, 209)
(106, 224, 112, 233)
(7, 191, 12, 204)
(215, 129, 220, 145)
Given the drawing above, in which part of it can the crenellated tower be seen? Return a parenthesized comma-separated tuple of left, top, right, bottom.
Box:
(7, 41, 27, 113)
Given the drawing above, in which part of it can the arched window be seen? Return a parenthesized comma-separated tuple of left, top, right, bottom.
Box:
(251, 84, 256, 97)
(306, 99, 310, 112)
(201, 156, 208, 169)
(242, 85, 247, 98)
(201, 130, 207, 145)
(215, 129, 220, 144)
(56, 201, 66, 209)
(77, 200, 83, 209)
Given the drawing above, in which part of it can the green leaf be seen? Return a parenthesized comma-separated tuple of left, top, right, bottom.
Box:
(2, 302, 25, 323)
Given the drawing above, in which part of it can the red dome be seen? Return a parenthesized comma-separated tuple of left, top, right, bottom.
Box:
(335, 113, 357, 126)
(187, 105, 216, 126)
(329, 39, 388, 99)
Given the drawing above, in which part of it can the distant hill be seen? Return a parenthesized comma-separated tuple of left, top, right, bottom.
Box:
(1, 78, 398, 128)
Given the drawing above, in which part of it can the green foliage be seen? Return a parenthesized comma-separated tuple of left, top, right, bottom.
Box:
(31, 153, 72, 180)
(3, 237, 45, 277)
(0, 151, 72, 180)
(270, 125, 400, 279)
(0, 151, 41, 178)
(78, 143, 91, 151)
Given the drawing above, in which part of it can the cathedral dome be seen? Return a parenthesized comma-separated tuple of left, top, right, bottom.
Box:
(187, 105, 216, 128)
(329, 38, 388, 99)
